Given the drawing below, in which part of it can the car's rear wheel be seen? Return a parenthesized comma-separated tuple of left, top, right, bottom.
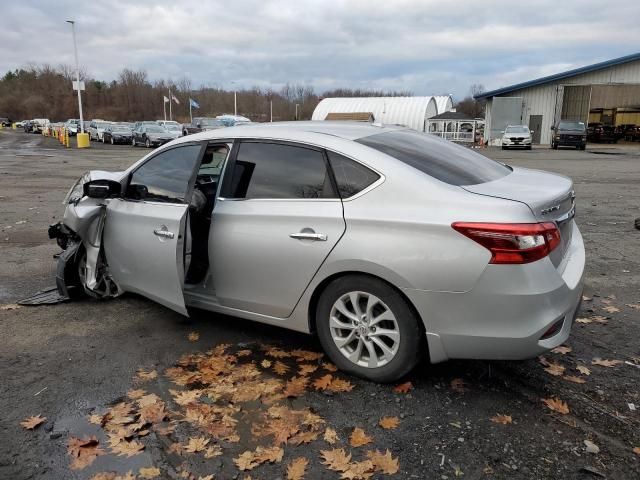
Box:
(316, 275, 423, 383)
(131, 137, 136, 147)
(145, 138, 151, 148)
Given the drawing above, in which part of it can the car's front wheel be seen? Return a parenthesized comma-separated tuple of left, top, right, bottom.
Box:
(145, 138, 151, 148)
(316, 275, 423, 383)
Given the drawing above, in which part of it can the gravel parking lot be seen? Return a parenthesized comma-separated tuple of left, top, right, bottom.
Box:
(1, 130, 639, 479)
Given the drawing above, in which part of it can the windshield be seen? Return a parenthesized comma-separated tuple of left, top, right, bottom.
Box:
(165, 125, 181, 131)
(96, 122, 108, 128)
(146, 126, 166, 133)
(356, 130, 511, 186)
(201, 118, 224, 126)
(505, 126, 529, 134)
(558, 121, 585, 131)
(112, 126, 130, 132)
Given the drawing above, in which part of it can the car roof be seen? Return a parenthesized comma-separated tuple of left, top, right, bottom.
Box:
(177, 121, 406, 143)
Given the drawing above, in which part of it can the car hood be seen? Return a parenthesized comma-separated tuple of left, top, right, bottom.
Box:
(503, 132, 530, 138)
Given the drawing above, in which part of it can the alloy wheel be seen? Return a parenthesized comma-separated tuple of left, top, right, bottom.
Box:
(329, 291, 400, 368)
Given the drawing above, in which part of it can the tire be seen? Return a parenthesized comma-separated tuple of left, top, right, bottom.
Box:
(580, 145, 586, 151)
(132, 137, 136, 147)
(315, 275, 424, 383)
(526, 145, 532, 150)
(145, 138, 151, 148)
(110, 137, 114, 145)
(552, 142, 558, 150)
(501, 146, 506, 150)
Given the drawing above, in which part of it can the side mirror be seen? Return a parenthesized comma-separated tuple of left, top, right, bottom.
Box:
(84, 179, 121, 199)
(550, 126, 555, 131)
(196, 123, 202, 128)
(530, 130, 534, 134)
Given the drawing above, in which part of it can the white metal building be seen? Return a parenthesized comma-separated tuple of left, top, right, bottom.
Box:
(476, 52, 640, 145)
(311, 95, 453, 132)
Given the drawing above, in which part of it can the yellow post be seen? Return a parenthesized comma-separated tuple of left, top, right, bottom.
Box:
(76, 132, 90, 148)
(12, 123, 16, 130)
(65, 129, 70, 148)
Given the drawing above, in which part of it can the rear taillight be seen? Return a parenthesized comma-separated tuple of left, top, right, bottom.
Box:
(451, 222, 561, 264)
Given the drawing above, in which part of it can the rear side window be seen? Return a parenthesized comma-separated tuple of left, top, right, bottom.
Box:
(327, 151, 380, 198)
(356, 130, 510, 186)
(227, 142, 336, 199)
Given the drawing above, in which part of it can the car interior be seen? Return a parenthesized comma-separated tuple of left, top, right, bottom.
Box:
(184, 143, 230, 284)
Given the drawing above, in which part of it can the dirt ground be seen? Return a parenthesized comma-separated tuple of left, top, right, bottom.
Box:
(0, 129, 639, 480)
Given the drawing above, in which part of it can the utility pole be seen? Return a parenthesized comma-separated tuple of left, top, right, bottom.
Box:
(295, 103, 299, 121)
(169, 87, 173, 121)
(66, 20, 84, 133)
(270, 100, 273, 122)
(232, 81, 237, 116)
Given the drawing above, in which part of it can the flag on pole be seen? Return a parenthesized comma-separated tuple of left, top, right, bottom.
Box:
(189, 98, 200, 109)
(163, 95, 170, 103)
(171, 94, 180, 105)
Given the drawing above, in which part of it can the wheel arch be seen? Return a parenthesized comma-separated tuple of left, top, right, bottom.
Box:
(306, 270, 426, 341)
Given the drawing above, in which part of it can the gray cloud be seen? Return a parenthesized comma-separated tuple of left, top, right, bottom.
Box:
(1, 0, 638, 98)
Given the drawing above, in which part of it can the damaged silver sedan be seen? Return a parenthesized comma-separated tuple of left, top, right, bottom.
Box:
(49, 122, 584, 382)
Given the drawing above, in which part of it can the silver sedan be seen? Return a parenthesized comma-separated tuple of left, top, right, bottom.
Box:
(49, 122, 585, 382)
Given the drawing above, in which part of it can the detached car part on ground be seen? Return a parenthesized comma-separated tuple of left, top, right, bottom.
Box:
(49, 122, 585, 382)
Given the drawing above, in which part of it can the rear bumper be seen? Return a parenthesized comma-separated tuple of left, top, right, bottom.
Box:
(405, 222, 585, 363)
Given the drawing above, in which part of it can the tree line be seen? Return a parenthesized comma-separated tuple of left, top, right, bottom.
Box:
(0, 65, 415, 123)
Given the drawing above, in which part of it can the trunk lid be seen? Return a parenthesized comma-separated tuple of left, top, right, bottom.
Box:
(462, 167, 575, 267)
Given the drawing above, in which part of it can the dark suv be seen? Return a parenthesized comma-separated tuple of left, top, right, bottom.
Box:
(551, 120, 587, 150)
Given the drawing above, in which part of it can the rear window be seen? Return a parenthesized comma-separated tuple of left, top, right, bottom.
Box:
(356, 130, 510, 186)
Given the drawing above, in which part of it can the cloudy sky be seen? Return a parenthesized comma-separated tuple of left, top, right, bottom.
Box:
(2, 0, 639, 98)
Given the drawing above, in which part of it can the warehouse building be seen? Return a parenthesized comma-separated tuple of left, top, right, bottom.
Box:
(475, 52, 640, 145)
(311, 95, 453, 132)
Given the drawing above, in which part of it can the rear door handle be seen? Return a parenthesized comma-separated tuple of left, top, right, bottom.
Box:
(289, 232, 327, 241)
(153, 227, 175, 239)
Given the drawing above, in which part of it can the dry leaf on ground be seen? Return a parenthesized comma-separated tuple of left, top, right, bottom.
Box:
(563, 375, 587, 384)
(393, 381, 413, 393)
(324, 427, 339, 444)
(379, 416, 400, 429)
(602, 305, 620, 314)
(592, 358, 623, 367)
(626, 303, 640, 310)
(322, 362, 338, 372)
(490, 414, 512, 425)
(584, 439, 600, 454)
(127, 389, 147, 399)
(551, 345, 572, 354)
(139, 467, 161, 478)
(20, 415, 46, 430)
(312, 374, 354, 393)
(110, 439, 145, 457)
(349, 427, 373, 447)
(136, 368, 158, 382)
(283, 376, 309, 398)
(187, 332, 200, 342)
(234, 446, 284, 471)
(298, 364, 318, 376)
(260, 359, 272, 369)
(341, 460, 375, 479)
(366, 449, 400, 475)
(633, 447, 640, 456)
(320, 448, 352, 472)
(273, 361, 290, 375)
(184, 436, 210, 453)
(542, 397, 570, 415)
(544, 362, 566, 376)
(450, 378, 465, 393)
(576, 365, 591, 375)
(287, 457, 309, 480)
(68, 436, 105, 470)
(0, 303, 21, 311)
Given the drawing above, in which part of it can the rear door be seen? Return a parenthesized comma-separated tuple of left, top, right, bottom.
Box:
(103, 143, 204, 314)
(210, 140, 346, 318)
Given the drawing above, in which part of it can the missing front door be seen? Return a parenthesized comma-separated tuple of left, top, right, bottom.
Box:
(529, 115, 543, 144)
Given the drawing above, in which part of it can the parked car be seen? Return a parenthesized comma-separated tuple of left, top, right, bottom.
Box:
(88, 120, 111, 142)
(23, 120, 34, 133)
(0, 117, 11, 127)
(501, 125, 533, 150)
(587, 123, 617, 143)
(64, 119, 81, 136)
(216, 114, 252, 127)
(103, 124, 133, 145)
(551, 121, 587, 149)
(31, 118, 50, 134)
(14, 120, 25, 128)
(48, 122, 584, 382)
(132, 124, 174, 147)
(158, 121, 182, 139)
(182, 117, 225, 136)
(617, 124, 637, 141)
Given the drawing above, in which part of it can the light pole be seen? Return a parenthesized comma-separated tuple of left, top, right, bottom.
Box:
(66, 20, 84, 133)
(295, 103, 299, 121)
(231, 81, 237, 116)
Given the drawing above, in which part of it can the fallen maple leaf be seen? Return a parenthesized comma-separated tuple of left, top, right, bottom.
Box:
(626, 303, 640, 310)
(260, 359, 272, 368)
(237, 349, 252, 357)
(393, 381, 413, 393)
(68, 436, 105, 470)
(313, 374, 334, 390)
(136, 368, 158, 382)
(341, 460, 375, 479)
(171, 389, 202, 406)
(542, 397, 570, 415)
(127, 389, 147, 399)
(111, 439, 145, 457)
(139, 467, 161, 479)
(287, 457, 309, 480)
(187, 331, 200, 342)
(184, 436, 210, 453)
(20, 415, 46, 430)
(290, 349, 324, 362)
(320, 448, 352, 472)
(283, 376, 309, 398)
(89, 473, 117, 480)
(289, 430, 319, 445)
(265, 346, 291, 358)
(298, 364, 318, 376)
(204, 445, 223, 458)
(490, 414, 512, 425)
(576, 365, 591, 376)
(273, 361, 290, 375)
(551, 345, 572, 354)
(563, 375, 587, 384)
(366, 449, 400, 475)
(633, 447, 640, 456)
(322, 362, 338, 372)
(602, 305, 620, 314)
(379, 416, 400, 429)
(544, 362, 565, 376)
(329, 377, 354, 393)
(575, 317, 592, 324)
(234, 446, 284, 470)
(450, 378, 465, 393)
(324, 427, 339, 444)
(349, 427, 373, 447)
(592, 358, 623, 367)
(582, 295, 592, 302)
